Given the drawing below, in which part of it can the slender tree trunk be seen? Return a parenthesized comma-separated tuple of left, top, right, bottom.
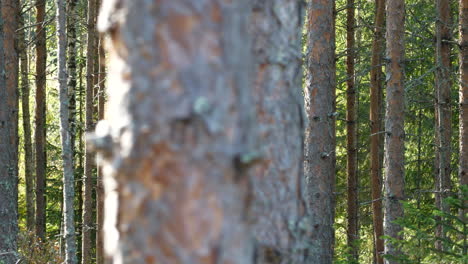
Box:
(0, 0, 19, 262)
(35, 0, 47, 240)
(370, 0, 386, 263)
(95, 0, 255, 262)
(304, 0, 336, 263)
(67, 0, 78, 184)
(458, 0, 468, 235)
(96, 34, 106, 264)
(82, 0, 96, 262)
(248, 1, 306, 263)
(346, 0, 359, 261)
(57, 0, 78, 262)
(384, 0, 406, 262)
(19, 0, 35, 232)
(435, 0, 453, 251)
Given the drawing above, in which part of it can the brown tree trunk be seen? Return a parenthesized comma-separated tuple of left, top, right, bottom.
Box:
(304, 0, 336, 263)
(35, 0, 48, 240)
(383, 0, 406, 262)
(82, 0, 97, 262)
(0, 0, 19, 262)
(19, 0, 35, 232)
(95, 0, 255, 263)
(458, 0, 468, 237)
(248, 1, 306, 263)
(435, 0, 453, 251)
(96, 34, 106, 264)
(369, 0, 386, 263)
(346, 0, 359, 262)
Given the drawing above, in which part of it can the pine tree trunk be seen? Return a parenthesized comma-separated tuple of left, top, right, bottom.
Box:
(346, 0, 359, 261)
(96, 34, 106, 264)
(458, 0, 468, 233)
(95, 0, 255, 262)
(248, 1, 306, 263)
(435, 0, 453, 251)
(19, 1, 36, 232)
(384, 0, 406, 262)
(35, 0, 48, 240)
(0, 0, 19, 262)
(57, 0, 78, 262)
(82, 0, 97, 262)
(370, 0, 386, 263)
(304, 0, 336, 263)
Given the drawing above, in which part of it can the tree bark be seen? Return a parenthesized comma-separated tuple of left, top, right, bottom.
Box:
(346, 0, 359, 262)
(248, 1, 306, 263)
(35, 0, 47, 240)
(384, 0, 406, 262)
(304, 0, 336, 263)
(67, 0, 78, 182)
(96, 34, 106, 264)
(18, 0, 36, 232)
(435, 0, 453, 251)
(369, 0, 386, 263)
(458, 0, 468, 233)
(0, 0, 19, 262)
(57, 0, 78, 262)
(96, 0, 255, 263)
(82, 0, 97, 262)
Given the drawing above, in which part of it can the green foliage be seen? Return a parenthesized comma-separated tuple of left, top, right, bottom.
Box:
(17, 231, 63, 264)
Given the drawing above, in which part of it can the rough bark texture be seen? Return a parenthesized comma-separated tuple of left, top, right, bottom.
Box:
(96, 34, 106, 264)
(35, 0, 47, 240)
(57, 0, 78, 262)
(96, 0, 255, 263)
(67, 0, 78, 177)
(346, 0, 359, 262)
(82, 0, 97, 262)
(435, 0, 453, 251)
(369, 0, 386, 263)
(459, 0, 468, 229)
(0, 0, 19, 262)
(304, 0, 336, 263)
(383, 0, 406, 262)
(248, 1, 306, 263)
(19, 1, 36, 232)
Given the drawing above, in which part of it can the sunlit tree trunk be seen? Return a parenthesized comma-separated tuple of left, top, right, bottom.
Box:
(369, 0, 386, 263)
(346, 0, 359, 261)
(57, 0, 78, 262)
(0, 0, 19, 262)
(248, 1, 306, 263)
(304, 0, 336, 263)
(383, 0, 406, 262)
(35, 0, 47, 240)
(82, 0, 97, 262)
(96, 0, 255, 263)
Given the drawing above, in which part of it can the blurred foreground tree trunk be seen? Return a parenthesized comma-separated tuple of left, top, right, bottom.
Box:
(95, 0, 256, 263)
(248, 1, 306, 263)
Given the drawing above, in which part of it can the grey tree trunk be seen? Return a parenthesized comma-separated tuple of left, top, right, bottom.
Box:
(57, 0, 78, 262)
(248, 1, 306, 263)
(304, 0, 337, 263)
(18, 0, 36, 232)
(82, 0, 97, 262)
(95, 0, 255, 263)
(0, 0, 19, 262)
(383, 0, 406, 262)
